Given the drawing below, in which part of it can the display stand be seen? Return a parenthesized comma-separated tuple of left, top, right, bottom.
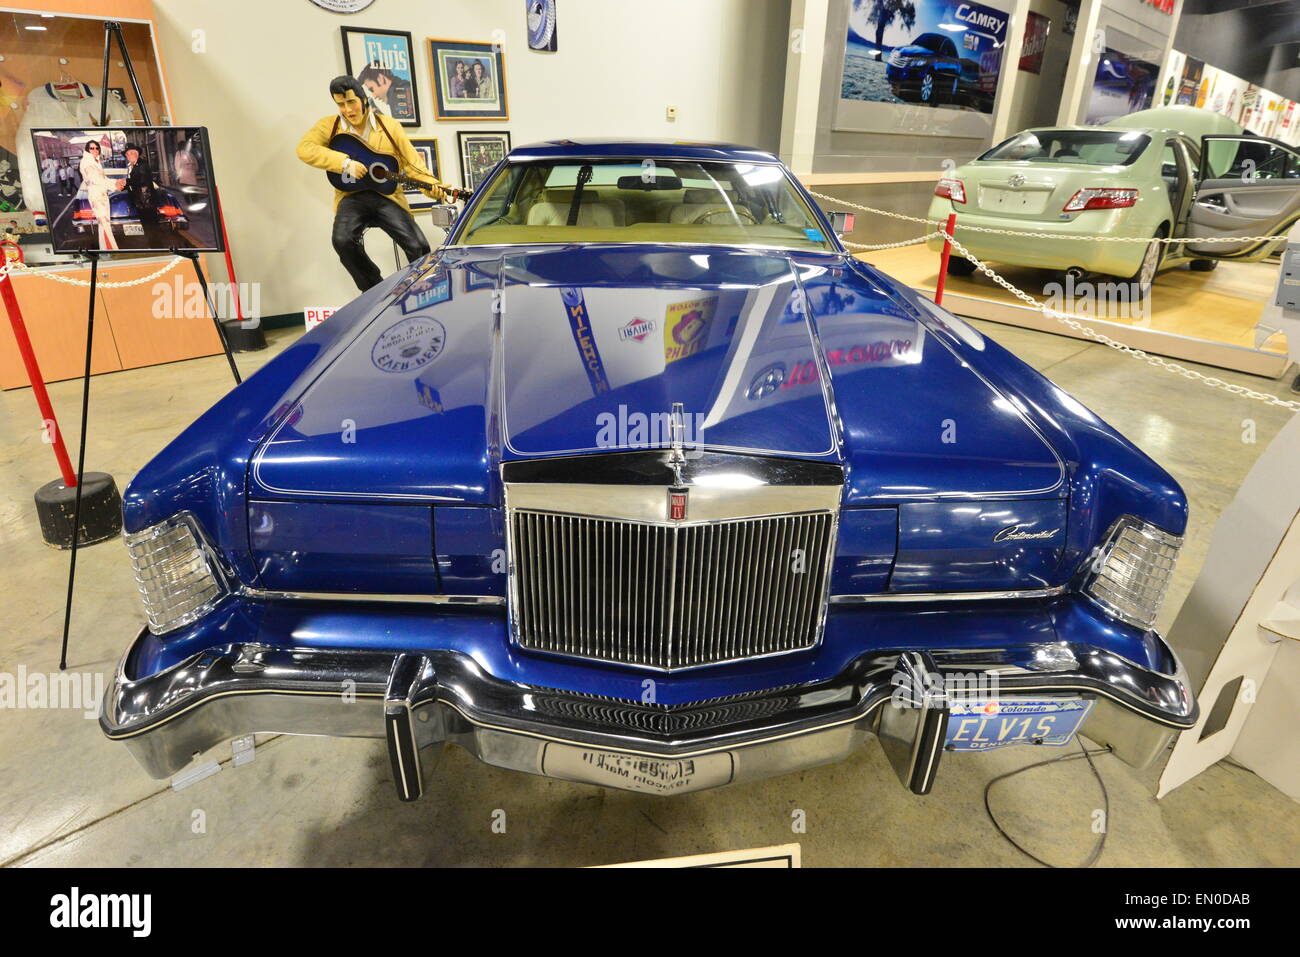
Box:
(58, 21, 241, 670)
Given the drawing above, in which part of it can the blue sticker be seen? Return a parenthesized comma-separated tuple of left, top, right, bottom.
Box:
(804, 228, 825, 243)
(371, 317, 447, 374)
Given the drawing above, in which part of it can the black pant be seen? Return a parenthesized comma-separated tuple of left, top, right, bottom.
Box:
(331, 191, 431, 292)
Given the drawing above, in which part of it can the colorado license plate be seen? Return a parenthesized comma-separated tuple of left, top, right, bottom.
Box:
(945, 698, 1092, 752)
(541, 743, 734, 794)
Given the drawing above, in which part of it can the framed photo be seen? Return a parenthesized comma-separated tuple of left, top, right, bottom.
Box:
(405, 137, 441, 210)
(427, 38, 509, 120)
(457, 131, 511, 192)
(341, 27, 420, 127)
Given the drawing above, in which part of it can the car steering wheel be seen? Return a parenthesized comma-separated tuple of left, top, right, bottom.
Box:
(688, 205, 758, 225)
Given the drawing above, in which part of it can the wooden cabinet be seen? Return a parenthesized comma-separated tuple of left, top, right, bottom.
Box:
(0, 257, 224, 390)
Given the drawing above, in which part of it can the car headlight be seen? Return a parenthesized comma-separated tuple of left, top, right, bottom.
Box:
(1083, 516, 1181, 630)
(124, 513, 231, 634)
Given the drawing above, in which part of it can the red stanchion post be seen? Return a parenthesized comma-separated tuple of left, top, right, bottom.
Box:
(214, 184, 242, 323)
(934, 212, 957, 306)
(0, 254, 78, 488)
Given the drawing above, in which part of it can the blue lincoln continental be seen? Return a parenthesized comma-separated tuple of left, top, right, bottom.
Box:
(103, 140, 1196, 799)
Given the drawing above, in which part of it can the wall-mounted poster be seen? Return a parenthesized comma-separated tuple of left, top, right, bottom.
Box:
(428, 38, 509, 120)
(341, 27, 420, 126)
(1177, 56, 1204, 105)
(405, 138, 441, 209)
(457, 131, 510, 192)
(527, 0, 558, 52)
(1085, 48, 1157, 125)
(1018, 11, 1050, 74)
(839, 0, 1007, 114)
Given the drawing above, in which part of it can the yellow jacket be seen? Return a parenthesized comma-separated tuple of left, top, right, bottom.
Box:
(296, 111, 443, 211)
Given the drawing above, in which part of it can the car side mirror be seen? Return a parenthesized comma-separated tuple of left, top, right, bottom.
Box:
(427, 204, 459, 229)
(827, 210, 856, 237)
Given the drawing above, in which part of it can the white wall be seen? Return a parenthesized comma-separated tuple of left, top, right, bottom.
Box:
(150, 0, 791, 317)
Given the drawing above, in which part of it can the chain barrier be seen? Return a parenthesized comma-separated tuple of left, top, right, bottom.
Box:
(808, 189, 1292, 246)
(1, 255, 187, 288)
(931, 226, 1300, 413)
(843, 233, 934, 251)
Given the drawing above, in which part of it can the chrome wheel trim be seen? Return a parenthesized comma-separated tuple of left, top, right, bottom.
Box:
(1138, 238, 1161, 289)
(921, 74, 933, 101)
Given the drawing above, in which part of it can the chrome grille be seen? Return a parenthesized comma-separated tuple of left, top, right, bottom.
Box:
(509, 510, 835, 670)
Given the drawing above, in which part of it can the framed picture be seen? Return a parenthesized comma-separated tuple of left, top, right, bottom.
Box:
(526, 0, 558, 52)
(457, 131, 511, 192)
(341, 27, 420, 127)
(405, 137, 441, 209)
(427, 38, 509, 120)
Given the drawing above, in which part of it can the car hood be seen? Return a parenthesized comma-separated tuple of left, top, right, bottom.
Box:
(250, 247, 1064, 505)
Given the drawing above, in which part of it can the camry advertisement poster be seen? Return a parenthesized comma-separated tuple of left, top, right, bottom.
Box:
(839, 0, 1008, 114)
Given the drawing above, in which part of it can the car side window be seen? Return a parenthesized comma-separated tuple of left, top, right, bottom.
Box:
(943, 38, 957, 57)
(1204, 138, 1297, 181)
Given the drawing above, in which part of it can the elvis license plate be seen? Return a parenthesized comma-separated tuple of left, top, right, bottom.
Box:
(541, 743, 734, 794)
(945, 698, 1093, 752)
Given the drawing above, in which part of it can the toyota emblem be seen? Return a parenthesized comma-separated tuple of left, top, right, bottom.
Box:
(1007, 174, 1025, 188)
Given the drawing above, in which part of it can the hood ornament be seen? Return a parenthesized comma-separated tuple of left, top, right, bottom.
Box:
(667, 401, 688, 515)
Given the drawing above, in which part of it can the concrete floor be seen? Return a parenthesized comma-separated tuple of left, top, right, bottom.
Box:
(1, 320, 1297, 868)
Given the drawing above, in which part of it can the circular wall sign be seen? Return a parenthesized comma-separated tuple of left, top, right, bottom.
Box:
(307, 0, 375, 13)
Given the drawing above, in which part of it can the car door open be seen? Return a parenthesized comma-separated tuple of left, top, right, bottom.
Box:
(1185, 134, 1300, 261)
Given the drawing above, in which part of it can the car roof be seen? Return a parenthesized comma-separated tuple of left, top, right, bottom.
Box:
(507, 139, 782, 164)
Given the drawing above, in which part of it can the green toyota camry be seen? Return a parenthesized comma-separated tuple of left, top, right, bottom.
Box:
(927, 106, 1300, 296)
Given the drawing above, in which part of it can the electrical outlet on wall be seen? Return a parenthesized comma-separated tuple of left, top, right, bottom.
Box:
(666, 105, 678, 121)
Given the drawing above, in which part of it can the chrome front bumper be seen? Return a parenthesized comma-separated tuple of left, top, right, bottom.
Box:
(101, 629, 1198, 799)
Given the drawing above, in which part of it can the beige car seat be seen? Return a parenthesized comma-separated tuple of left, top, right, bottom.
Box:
(527, 188, 626, 227)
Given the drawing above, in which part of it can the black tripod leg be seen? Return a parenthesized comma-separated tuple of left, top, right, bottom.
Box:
(59, 254, 98, 671)
(189, 254, 241, 385)
(99, 23, 113, 126)
(112, 22, 153, 125)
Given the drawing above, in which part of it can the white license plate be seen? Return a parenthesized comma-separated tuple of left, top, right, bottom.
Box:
(541, 743, 734, 794)
(123, 223, 144, 235)
(978, 187, 1051, 215)
(945, 698, 1092, 752)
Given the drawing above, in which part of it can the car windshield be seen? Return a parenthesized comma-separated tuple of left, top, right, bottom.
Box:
(977, 130, 1151, 166)
(453, 158, 835, 251)
(913, 34, 945, 53)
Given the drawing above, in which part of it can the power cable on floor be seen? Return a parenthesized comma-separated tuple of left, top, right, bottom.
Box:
(983, 740, 1112, 868)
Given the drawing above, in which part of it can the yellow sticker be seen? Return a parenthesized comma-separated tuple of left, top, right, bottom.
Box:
(663, 297, 717, 364)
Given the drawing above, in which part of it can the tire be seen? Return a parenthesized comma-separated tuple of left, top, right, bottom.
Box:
(945, 255, 976, 276)
(1121, 226, 1166, 300)
(920, 73, 935, 104)
(1189, 259, 1218, 272)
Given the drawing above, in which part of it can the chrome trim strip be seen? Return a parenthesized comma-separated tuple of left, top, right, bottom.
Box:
(830, 586, 1066, 604)
(240, 588, 504, 606)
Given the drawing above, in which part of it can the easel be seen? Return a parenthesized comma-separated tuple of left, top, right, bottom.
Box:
(58, 21, 241, 669)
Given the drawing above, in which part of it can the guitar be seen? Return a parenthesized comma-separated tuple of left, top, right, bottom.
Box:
(324, 133, 470, 201)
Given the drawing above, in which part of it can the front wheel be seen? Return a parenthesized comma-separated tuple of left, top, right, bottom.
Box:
(1189, 259, 1218, 272)
(920, 73, 935, 104)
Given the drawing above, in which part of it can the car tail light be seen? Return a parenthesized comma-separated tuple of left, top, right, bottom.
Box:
(157, 205, 183, 217)
(934, 178, 966, 204)
(73, 208, 95, 219)
(1083, 516, 1181, 630)
(124, 514, 231, 634)
(1063, 188, 1138, 211)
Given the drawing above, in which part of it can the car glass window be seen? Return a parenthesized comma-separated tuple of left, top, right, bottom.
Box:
(915, 34, 944, 53)
(978, 130, 1150, 166)
(455, 158, 834, 251)
(1203, 138, 1297, 180)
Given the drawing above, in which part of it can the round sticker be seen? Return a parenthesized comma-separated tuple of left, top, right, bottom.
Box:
(371, 317, 447, 374)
